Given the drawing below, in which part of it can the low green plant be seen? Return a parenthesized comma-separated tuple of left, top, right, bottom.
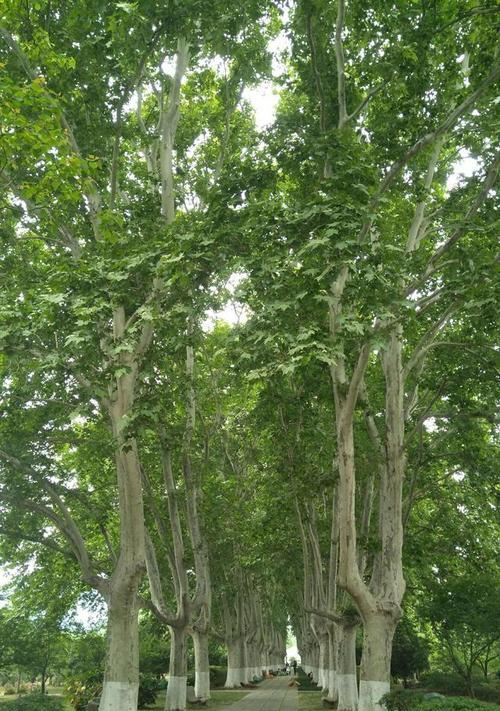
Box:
(381, 688, 425, 711)
(137, 675, 160, 708)
(474, 681, 500, 704)
(381, 689, 500, 711)
(420, 673, 470, 695)
(209, 666, 227, 689)
(65, 672, 160, 710)
(64, 671, 101, 711)
(416, 698, 500, 711)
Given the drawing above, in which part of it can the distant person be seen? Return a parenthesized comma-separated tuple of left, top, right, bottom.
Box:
(292, 659, 297, 675)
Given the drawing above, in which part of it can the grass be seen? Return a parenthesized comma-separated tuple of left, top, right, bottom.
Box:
(0, 689, 72, 710)
(0, 687, 249, 711)
(151, 689, 250, 708)
(298, 691, 326, 710)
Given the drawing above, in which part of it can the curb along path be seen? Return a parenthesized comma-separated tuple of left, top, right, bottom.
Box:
(223, 676, 299, 711)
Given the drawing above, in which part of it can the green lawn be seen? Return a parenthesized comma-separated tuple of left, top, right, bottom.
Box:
(0, 688, 249, 710)
(298, 691, 327, 710)
(0, 691, 71, 710)
(151, 689, 250, 708)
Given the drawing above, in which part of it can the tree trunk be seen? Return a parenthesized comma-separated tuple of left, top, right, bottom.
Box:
(338, 623, 358, 711)
(358, 613, 398, 711)
(325, 625, 338, 703)
(225, 639, 243, 688)
(193, 630, 210, 702)
(240, 635, 250, 683)
(165, 626, 187, 711)
(318, 634, 328, 689)
(99, 591, 140, 711)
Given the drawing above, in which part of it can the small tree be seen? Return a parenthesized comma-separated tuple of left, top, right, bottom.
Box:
(390, 618, 430, 686)
(427, 573, 500, 695)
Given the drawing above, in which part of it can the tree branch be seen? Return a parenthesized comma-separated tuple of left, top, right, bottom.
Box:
(342, 341, 372, 425)
(345, 79, 389, 125)
(160, 38, 189, 223)
(335, 0, 347, 128)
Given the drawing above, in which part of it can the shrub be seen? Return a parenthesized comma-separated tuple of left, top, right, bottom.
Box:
(3, 686, 17, 696)
(65, 672, 160, 710)
(209, 666, 227, 689)
(65, 672, 102, 711)
(137, 675, 160, 708)
(0, 694, 65, 711)
(473, 680, 500, 704)
(382, 689, 425, 711)
(420, 672, 469, 695)
(416, 698, 500, 711)
(382, 689, 500, 711)
(419, 671, 500, 703)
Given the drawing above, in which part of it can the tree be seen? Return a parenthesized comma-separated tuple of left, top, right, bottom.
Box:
(390, 618, 430, 686)
(0, 609, 67, 693)
(233, 2, 498, 709)
(1, 3, 498, 711)
(0, 2, 279, 709)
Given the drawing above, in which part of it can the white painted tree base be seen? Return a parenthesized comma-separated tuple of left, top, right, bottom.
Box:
(99, 681, 139, 711)
(325, 670, 338, 703)
(359, 680, 390, 711)
(318, 667, 328, 689)
(338, 673, 358, 711)
(195, 671, 210, 701)
(225, 667, 244, 688)
(165, 675, 187, 711)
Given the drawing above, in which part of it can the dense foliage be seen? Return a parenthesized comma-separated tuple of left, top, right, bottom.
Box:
(0, 0, 498, 710)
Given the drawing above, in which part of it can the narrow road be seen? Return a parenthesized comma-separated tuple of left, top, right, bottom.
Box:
(223, 676, 299, 711)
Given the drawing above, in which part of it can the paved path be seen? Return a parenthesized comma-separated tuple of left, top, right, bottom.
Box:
(223, 676, 298, 711)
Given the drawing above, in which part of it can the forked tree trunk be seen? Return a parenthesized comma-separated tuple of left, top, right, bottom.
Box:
(166, 626, 187, 711)
(193, 630, 211, 702)
(99, 591, 140, 711)
(358, 613, 398, 711)
(337, 622, 359, 711)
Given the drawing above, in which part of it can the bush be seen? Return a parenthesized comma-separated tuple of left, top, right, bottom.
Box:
(65, 672, 160, 710)
(65, 672, 101, 711)
(381, 689, 500, 711)
(420, 672, 469, 695)
(382, 689, 426, 711)
(472, 682, 500, 704)
(416, 698, 500, 711)
(209, 666, 227, 689)
(137, 675, 160, 708)
(419, 672, 500, 703)
(0, 695, 65, 711)
(3, 686, 17, 696)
